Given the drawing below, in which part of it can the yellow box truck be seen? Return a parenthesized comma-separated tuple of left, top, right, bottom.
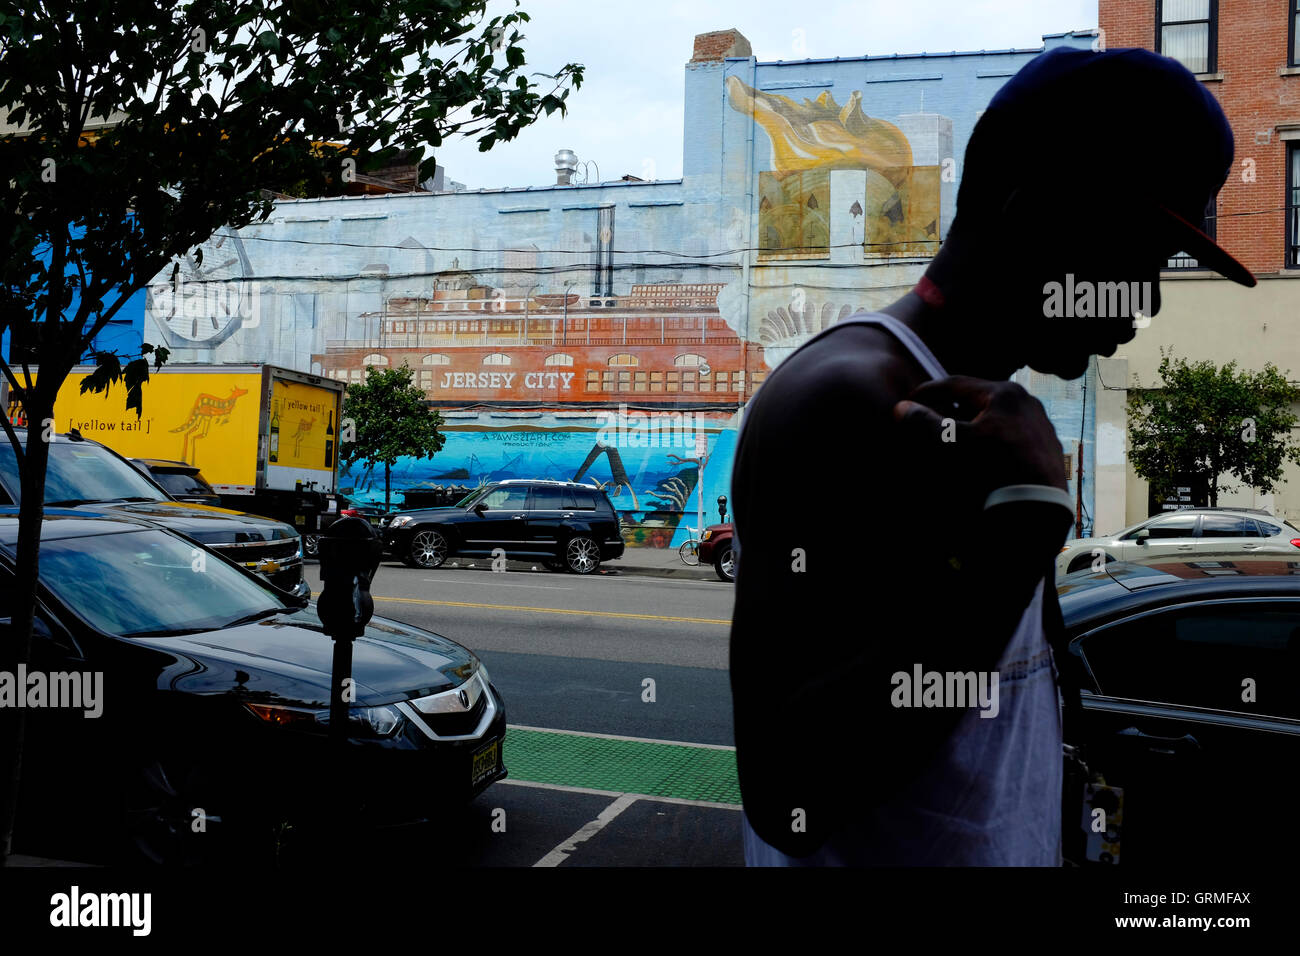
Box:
(33, 364, 345, 536)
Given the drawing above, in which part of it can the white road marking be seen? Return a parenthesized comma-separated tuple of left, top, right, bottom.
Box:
(422, 578, 574, 591)
(509, 723, 735, 751)
(499, 778, 742, 811)
(532, 793, 640, 867)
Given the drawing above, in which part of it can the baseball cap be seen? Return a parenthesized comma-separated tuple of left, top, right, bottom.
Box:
(957, 46, 1255, 287)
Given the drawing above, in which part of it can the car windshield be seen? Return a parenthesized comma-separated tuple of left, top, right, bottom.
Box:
(0, 439, 168, 505)
(152, 470, 214, 497)
(36, 527, 288, 636)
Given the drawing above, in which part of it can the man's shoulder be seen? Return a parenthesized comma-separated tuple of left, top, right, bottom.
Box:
(751, 321, 926, 420)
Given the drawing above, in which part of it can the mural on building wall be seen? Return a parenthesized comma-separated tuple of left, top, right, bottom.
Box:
(726, 77, 941, 259)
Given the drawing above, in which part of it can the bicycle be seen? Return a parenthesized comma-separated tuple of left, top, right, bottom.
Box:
(678, 526, 701, 566)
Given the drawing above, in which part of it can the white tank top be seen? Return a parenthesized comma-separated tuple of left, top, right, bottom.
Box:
(739, 312, 1062, 866)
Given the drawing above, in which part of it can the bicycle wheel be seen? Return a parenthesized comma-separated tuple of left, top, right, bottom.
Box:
(679, 539, 700, 566)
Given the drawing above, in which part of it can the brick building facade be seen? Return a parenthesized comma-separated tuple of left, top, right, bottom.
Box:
(1096, 1, 1300, 527)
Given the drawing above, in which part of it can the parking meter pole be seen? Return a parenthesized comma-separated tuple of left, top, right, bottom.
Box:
(316, 517, 382, 752)
(328, 636, 354, 747)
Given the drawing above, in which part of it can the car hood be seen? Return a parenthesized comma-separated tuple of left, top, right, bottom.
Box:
(79, 500, 298, 544)
(127, 607, 475, 707)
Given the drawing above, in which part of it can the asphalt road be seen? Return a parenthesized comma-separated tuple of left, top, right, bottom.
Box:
(304, 560, 746, 866)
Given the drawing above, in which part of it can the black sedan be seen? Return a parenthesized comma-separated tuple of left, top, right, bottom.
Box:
(1058, 551, 1300, 867)
(0, 509, 506, 865)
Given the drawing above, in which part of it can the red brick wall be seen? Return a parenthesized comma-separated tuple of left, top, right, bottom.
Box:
(1100, 1, 1300, 275)
(690, 29, 752, 63)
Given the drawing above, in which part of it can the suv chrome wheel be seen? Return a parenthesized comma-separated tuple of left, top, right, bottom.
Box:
(410, 530, 449, 569)
(565, 536, 600, 574)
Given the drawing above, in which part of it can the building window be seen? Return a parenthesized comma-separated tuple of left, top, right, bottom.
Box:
(666, 371, 680, 392)
(650, 371, 664, 393)
(419, 370, 433, 389)
(633, 371, 648, 392)
(587, 370, 600, 392)
(544, 353, 574, 366)
(482, 352, 511, 365)
(674, 353, 707, 367)
(1289, 144, 1300, 268)
(1156, 0, 1216, 75)
(362, 353, 389, 366)
(608, 353, 638, 366)
(1292, 0, 1300, 67)
(1167, 194, 1218, 270)
(602, 370, 615, 392)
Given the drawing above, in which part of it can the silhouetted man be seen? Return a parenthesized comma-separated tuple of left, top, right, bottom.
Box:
(729, 46, 1256, 865)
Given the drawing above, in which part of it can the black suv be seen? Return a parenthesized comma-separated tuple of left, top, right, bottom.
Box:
(381, 480, 625, 574)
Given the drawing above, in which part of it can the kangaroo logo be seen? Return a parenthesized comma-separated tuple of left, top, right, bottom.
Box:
(171, 387, 248, 462)
(291, 416, 316, 457)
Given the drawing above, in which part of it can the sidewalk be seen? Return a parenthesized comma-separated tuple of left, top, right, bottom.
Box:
(602, 545, 720, 581)
(443, 547, 718, 581)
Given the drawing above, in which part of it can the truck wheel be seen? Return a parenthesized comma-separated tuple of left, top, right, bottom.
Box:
(302, 534, 320, 558)
(714, 545, 736, 582)
(564, 536, 601, 574)
(409, 530, 449, 569)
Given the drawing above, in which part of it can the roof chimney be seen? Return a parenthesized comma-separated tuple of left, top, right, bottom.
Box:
(690, 29, 752, 63)
(555, 148, 579, 186)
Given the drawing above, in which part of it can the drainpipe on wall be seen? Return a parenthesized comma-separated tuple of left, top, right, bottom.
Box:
(741, 53, 757, 410)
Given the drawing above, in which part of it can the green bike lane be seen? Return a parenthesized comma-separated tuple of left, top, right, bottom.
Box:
(491, 725, 744, 867)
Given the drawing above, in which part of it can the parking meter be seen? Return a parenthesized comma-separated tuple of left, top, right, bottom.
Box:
(317, 516, 383, 745)
(717, 494, 728, 523)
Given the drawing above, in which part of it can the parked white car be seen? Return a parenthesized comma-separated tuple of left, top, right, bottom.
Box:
(1056, 508, 1300, 578)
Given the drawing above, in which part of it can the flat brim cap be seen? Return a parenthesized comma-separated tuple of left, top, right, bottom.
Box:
(959, 46, 1255, 287)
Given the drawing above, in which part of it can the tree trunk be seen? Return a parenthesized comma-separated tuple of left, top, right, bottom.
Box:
(1, 398, 53, 865)
(1209, 473, 1218, 508)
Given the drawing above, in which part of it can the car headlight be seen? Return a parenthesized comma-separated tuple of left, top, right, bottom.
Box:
(701, 529, 713, 541)
(477, 663, 491, 689)
(244, 702, 404, 738)
(388, 515, 413, 529)
(351, 704, 403, 737)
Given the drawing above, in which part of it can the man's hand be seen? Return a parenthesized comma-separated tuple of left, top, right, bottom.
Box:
(893, 376, 1068, 508)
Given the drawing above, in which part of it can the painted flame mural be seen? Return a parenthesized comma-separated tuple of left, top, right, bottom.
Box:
(726, 76, 940, 258)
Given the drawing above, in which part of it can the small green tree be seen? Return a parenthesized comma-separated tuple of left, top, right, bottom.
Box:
(341, 365, 445, 509)
(1127, 349, 1300, 506)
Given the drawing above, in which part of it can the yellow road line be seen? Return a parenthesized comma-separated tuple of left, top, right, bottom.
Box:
(372, 595, 730, 625)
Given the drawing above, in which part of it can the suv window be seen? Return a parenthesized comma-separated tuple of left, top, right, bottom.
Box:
(563, 489, 597, 510)
(152, 471, 215, 497)
(1135, 514, 1198, 539)
(1080, 602, 1300, 717)
(1201, 515, 1262, 538)
(532, 486, 565, 510)
(479, 486, 530, 510)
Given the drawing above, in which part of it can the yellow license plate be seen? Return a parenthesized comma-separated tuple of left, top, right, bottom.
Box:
(471, 739, 499, 786)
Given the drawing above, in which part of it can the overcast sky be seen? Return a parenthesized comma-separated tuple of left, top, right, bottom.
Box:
(431, 0, 1098, 190)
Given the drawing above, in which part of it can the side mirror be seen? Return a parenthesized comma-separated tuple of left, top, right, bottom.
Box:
(474, 502, 488, 514)
(1135, 528, 1150, 544)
